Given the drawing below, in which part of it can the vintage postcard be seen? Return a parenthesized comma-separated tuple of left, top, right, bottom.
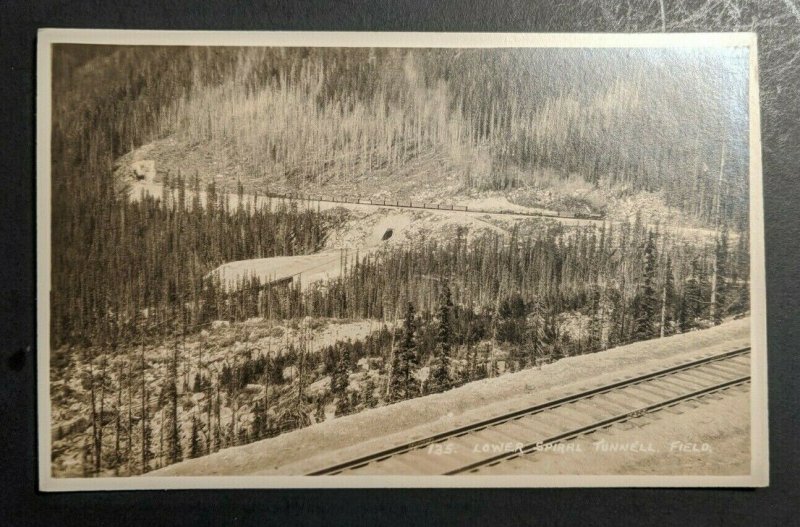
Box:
(37, 30, 768, 490)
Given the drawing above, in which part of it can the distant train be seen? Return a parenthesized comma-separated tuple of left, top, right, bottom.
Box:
(264, 191, 606, 221)
(554, 211, 605, 220)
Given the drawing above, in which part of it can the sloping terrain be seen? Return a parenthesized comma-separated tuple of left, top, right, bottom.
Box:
(107, 46, 748, 230)
(115, 143, 711, 229)
(150, 317, 750, 476)
(49, 316, 384, 477)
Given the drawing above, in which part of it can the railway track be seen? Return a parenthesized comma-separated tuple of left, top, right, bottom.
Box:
(264, 192, 605, 222)
(308, 347, 751, 476)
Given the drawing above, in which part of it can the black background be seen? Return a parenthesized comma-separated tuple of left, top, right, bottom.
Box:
(1, 1, 798, 525)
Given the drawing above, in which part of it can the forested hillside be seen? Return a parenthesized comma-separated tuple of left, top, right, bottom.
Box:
(57, 45, 750, 226)
(49, 44, 751, 477)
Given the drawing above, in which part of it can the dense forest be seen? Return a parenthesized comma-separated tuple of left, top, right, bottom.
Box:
(50, 175, 335, 349)
(49, 44, 751, 477)
(52, 211, 749, 476)
(51, 44, 751, 346)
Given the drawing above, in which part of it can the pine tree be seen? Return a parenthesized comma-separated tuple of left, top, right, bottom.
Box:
(729, 228, 750, 314)
(192, 372, 203, 393)
(113, 360, 123, 472)
(334, 390, 351, 417)
(428, 283, 454, 393)
(542, 313, 561, 361)
(213, 382, 222, 452)
(659, 256, 675, 337)
(388, 302, 420, 402)
(189, 413, 202, 459)
(164, 338, 183, 465)
(586, 287, 604, 351)
(680, 259, 703, 332)
(313, 397, 327, 424)
(696, 258, 712, 320)
(332, 345, 351, 416)
(710, 225, 729, 324)
(140, 338, 153, 474)
(632, 231, 658, 340)
(250, 401, 265, 439)
(474, 344, 490, 380)
(364, 377, 378, 408)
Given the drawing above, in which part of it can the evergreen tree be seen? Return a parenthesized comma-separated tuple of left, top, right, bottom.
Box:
(213, 383, 222, 452)
(388, 302, 420, 401)
(586, 287, 604, 351)
(729, 228, 750, 314)
(696, 259, 712, 320)
(164, 340, 183, 465)
(313, 397, 327, 423)
(334, 390, 351, 417)
(140, 344, 153, 474)
(192, 372, 203, 393)
(543, 313, 561, 361)
(189, 413, 202, 459)
(251, 402, 263, 440)
(659, 256, 676, 337)
(364, 377, 378, 408)
(428, 283, 454, 393)
(680, 259, 703, 331)
(332, 345, 351, 416)
(710, 226, 729, 324)
(632, 231, 658, 340)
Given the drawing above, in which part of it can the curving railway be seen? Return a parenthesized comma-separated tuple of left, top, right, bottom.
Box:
(262, 192, 605, 221)
(309, 347, 751, 476)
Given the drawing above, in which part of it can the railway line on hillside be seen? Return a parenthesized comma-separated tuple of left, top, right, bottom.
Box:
(308, 347, 751, 476)
(129, 180, 606, 223)
(265, 192, 605, 222)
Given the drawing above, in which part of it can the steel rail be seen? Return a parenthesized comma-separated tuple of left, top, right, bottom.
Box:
(447, 375, 750, 474)
(308, 346, 750, 475)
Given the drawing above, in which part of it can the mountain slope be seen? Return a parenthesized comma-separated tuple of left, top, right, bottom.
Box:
(108, 46, 749, 227)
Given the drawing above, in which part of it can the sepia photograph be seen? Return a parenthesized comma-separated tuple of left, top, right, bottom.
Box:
(36, 30, 767, 490)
